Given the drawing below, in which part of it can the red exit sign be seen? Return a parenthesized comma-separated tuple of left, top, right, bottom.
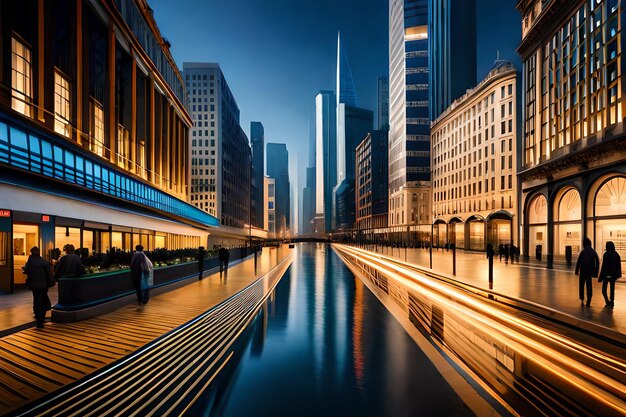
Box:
(0, 210, 10, 217)
(42, 215, 50, 222)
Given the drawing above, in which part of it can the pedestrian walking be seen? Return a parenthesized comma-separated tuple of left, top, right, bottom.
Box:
(575, 238, 599, 307)
(499, 244, 504, 261)
(509, 244, 517, 263)
(53, 244, 84, 280)
(218, 246, 230, 275)
(130, 245, 152, 305)
(23, 247, 53, 328)
(197, 246, 207, 280)
(504, 244, 510, 264)
(599, 241, 622, 308)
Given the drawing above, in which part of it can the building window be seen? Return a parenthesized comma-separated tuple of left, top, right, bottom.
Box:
(89, 99, 104, 157)
(11, 36, 33, 117)
(54, 70, 72, 137)
(117, 124, 130, 168)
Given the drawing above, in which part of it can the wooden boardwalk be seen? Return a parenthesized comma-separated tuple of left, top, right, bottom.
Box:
(0, 246, 291, 416)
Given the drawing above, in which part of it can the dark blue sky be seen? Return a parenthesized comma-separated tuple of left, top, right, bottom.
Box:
(150, 0, 521, 226)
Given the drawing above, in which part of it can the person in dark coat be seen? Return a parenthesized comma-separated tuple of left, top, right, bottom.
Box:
(504, 244, 510, 264)
(197, 246, 207, 280)
(599, 241, 622, 308)
(218, 246, 230, 275)
(498, 244, 504, 261)
(54, 244, 84, 281)
(24, 247, 52, 328)
(575, 237, 599, 306)
(130, 245, 150, 305)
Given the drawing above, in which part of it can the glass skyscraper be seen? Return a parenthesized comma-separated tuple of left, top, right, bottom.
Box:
(315, 90, 336, 233)
(250, 122, 264, 229)
(266, 143, 290, 238)
(428, 0, 477, 121)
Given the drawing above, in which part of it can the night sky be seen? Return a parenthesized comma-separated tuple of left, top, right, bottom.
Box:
(150, 0, 521, 230)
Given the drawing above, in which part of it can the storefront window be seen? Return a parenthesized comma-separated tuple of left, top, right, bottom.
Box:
(555, 189, 582, 256)
(13, 224, 38, 285)
(111, 232, 123, 249)
(528, 195, 547, 256)
(594, 177, 626, 261)
(55, 226, 81, 251)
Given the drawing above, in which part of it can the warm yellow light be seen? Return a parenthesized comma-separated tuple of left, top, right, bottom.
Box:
(405, 25, 428, 41)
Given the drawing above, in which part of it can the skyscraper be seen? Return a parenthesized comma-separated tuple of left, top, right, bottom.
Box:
(388, 0, 431, 235)
(315, 90, 337, 233)
(183, 62, 251, 229)
(336, 32, 357, 108)
(266, 143, 290, 238)
(250, 122, 264, 229)
(377, 76, 390, 130)
(429, 0, 477, 121)
(302, 118, 316, 234)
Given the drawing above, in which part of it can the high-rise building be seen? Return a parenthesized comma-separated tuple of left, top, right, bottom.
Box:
(431, 60, 518, 250)
(266, 143, 290, 238)
(250, 122, 264, 229)
(335, 105, 373, 230)
(388, 0, 431, 238)
(183, 63, 251, 229)
(517, 0, 626, 267)
(264, 176, 276, 238)
(315, 90, 337, 233)
(429, 0, 477, 121)
(302, 118, 316, 235)
(336, 33, 357, 108)
(0, 0, 217, 292)
(377, 76, 390, 130)
(356, 131, 389, 235)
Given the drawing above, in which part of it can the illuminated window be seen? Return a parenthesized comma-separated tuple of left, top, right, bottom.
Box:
(117, 124, 130, 168)
(54, 70, 71, 137)
(89, 98, 104, 157)
(11, 37, 32, 117)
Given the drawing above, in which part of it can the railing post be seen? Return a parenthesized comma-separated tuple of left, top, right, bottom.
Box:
(452, 243, 456, 276)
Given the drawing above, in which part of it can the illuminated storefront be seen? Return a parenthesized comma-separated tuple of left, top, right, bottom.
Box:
(518, 0, 626, 267)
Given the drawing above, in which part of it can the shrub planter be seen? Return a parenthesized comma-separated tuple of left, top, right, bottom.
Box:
(52, 247, 255, 322)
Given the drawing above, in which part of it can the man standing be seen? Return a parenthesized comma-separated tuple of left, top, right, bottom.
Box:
(130, 245, 151, 305)
(24, 247, 52, 328)
(54, 244, 84, 280)
(599, 241, 622, 308)
(575, 237, 600, 307)
(197, 246, 207, 280)
(218, 246, 230, 275)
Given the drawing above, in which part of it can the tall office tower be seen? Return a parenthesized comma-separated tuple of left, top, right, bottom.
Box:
(429, 0, 477, 121)
(266, 143, 290, 238)
(336, 32, 357, 108)
(183, 63, 251, 229)
(335, 105, 373, 231)
(250, 122, 264, 229)
(388, 0, 431, 239)
(356, 131, 389, 235)
(302, 118, 317, 234)
(517, 0, 626, 268)
(378, 76, 390, 130)
(431, 61, 517, 250)
(334, 33, 374, 231)
(0, 0, 218, 292)
(315, 90, 337, 233)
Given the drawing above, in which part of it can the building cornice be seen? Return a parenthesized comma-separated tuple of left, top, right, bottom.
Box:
(431, 66, 516, 130)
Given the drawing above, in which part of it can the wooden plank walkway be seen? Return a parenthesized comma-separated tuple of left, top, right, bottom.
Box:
(0, 246, 291, 416)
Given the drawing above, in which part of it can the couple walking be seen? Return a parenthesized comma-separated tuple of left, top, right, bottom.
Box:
(575, 238, 622, 308)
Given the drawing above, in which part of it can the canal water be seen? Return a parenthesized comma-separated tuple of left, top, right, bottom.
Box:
(200, 244, 473, 417)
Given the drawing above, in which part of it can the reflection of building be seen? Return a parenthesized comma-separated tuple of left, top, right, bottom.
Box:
(250, 122, 265, 229)
(431, 61, 518, 250)
(356, 131, 389, 234)
(315, 91, 337, 233)
(264, 177, 276, 238)
(183, 62, 251, 228)
(517, 0, 626, 267)
(429, 0, 477, 121)
(0, 0, 217, 293)
(266, 143, 290, 238)
(388, 0, 431, 238)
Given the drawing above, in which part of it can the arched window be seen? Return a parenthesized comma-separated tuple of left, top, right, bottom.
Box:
(595, 177, 626, 217)
(557, 189, 581, 221)
(528, 195, 547, 224)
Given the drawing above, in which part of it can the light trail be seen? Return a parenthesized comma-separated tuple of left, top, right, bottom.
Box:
(335, 244, 626, 416)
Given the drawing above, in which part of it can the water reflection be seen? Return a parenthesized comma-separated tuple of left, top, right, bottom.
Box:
(205, 243, 473, 417)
